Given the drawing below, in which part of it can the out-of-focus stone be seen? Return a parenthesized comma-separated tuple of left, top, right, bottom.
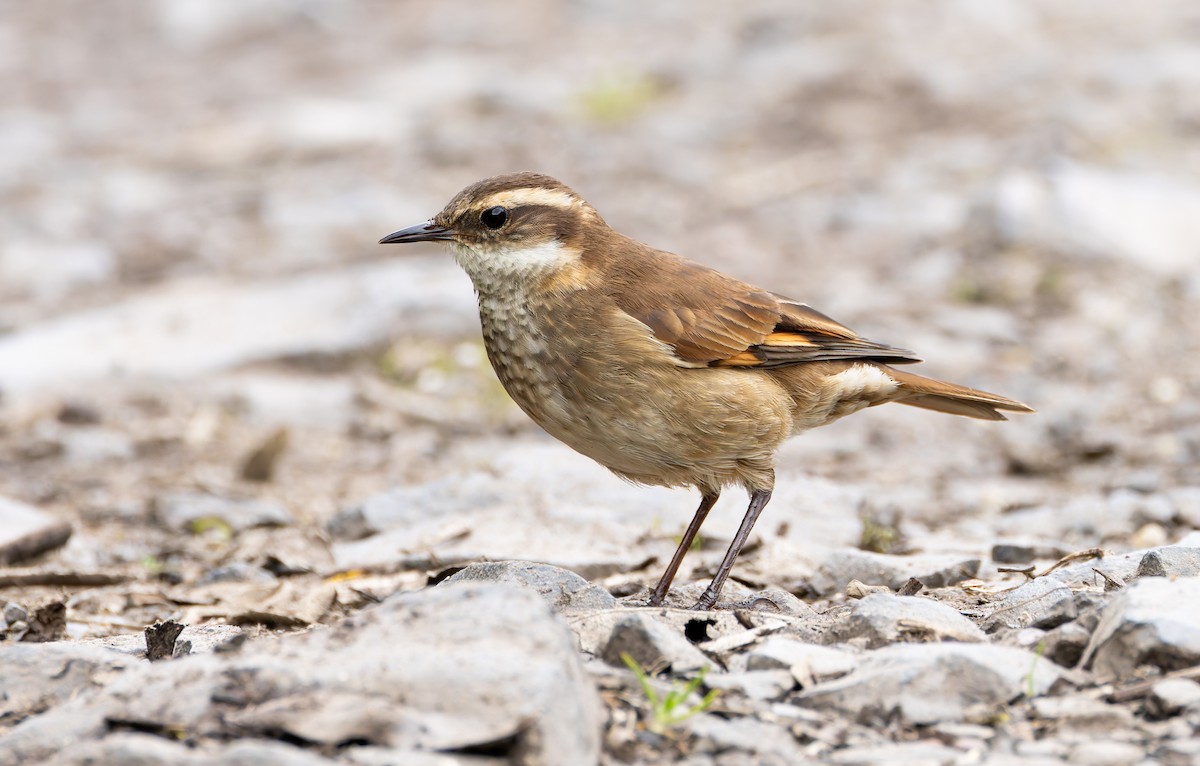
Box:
(837, 593, 985, 648)
(796, 643, 1060, 725)
(702, 670, 795, 701)
(810, 550, 980, 596)
(991, 539, 1072, 564)
(0, 496, 72, 565)
(745, 637, 858, 683)
(1146, 678, 1200, 719)
(153, 491, 293, 532)
(443, 560, 617, 613)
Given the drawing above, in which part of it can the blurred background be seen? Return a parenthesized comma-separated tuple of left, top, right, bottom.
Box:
(1, 1, 1198, 616)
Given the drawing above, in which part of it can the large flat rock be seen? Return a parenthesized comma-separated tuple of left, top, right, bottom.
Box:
(0, 583, 601, 766)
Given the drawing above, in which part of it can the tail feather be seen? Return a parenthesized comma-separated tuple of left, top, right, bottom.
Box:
(883, 367, 1034, 421)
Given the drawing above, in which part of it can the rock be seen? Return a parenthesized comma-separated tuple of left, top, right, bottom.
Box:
(1146, 678, 1200, 718)
(745, 637, 858, 684)
(1135, 546, 1200, 578)
(995, 163, 1200, 277)
(702, 670, 795, 701)
(983, 577, 1077, 632)
(1081, 576, 1200, 680)
(0, 496, 72, 565)
(52, 734, 340, 766)
(443, 560, 617, 612)
(571, 608, 745, 664)
(1171, 488, 1200, 528)
(1066, 741, 1145, 766)
(991, 539, 1072, 564)
(78, 625, 245, 657)
(0, 583, 601, 766)
(59, 426, 136, 463)
(153, 491, 293, 532)
(597, 612, 710, 674)
(810, 549, 980, 596)
(0, 260, 477, 396)
(329, 445, 690, 579)
(825, 742, 967, 765)
(994, 492, 1174, 550)
(1038, 620, 1095, 669)
(796, 643, 1061, 725)
(836, 593, 986, 648)
(1032, 694, 1134, 732)
(0, 643, 136, 725)
(1044, 549, 1146, 591)
(687, 715, 809, 763)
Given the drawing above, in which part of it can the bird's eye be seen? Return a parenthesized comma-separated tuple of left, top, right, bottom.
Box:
(480, 206, 509, 230)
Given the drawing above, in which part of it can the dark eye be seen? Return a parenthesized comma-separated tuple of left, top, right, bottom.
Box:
(480, 206, 508, 229)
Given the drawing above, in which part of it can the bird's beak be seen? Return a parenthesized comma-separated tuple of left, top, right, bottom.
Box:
(378, 220, 455, 245)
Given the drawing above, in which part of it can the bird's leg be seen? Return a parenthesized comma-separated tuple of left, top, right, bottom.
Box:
(647, 491, 720, 607)
(693, 489, 773, 610)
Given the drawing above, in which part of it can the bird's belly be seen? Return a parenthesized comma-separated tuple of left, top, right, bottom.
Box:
(482, 320, 790, 488)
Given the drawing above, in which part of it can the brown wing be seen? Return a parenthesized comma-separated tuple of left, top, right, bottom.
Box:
(718, 298, 921, 368)
(591, 238, 918, 368)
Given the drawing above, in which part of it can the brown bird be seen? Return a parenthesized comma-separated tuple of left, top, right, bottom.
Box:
(381, 172, 1032, 609)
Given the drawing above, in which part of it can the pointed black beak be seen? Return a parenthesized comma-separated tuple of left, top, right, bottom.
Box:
(378, 220, 454, 245)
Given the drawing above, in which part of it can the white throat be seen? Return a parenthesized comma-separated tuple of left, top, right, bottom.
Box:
(451, 240, 575, 294)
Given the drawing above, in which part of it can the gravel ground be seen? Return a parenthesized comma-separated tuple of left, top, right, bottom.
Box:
(1, 2, 1199, 764)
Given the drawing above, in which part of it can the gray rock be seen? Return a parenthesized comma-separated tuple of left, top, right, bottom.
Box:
(0, 583, 601, 766)
(329, 446, 687, 580)
(983, 577, 1078, 631)
(0, 260, 477, 396)
(837, 593, 986, 648)
(702, 670, 794, 701)
(1146, 678, 1200, 718)
(993, 163, 1200, 277)
(153, 491, 293, 532)
(597, 612, 711, 674)
(687, 715, 808, 763)
(992, 539, 1072, 565)
(343, 748, 505, 766)
(77, 625, 245, 658)
(1081, 576, 1200, 680)
(0, 496, 72, 565)
(1066, 741, 1145, 766)
(1135, 546, 1200, 578)
(1038, 620, 1095, 669)
(826, 742, 967, 765)
(811, 549, 980, 596)
(797, 643, 1061, 725)
(0, 643, 135, 724)
(1046, 549, 1146, 591)
(52, 734, 340, 766)
(571, 608, 745, 666)
(1171, 488, 1200, 528)
(444, 560, 617, 612)
(745, 637, 858, 684)
(1031, 694, 1134, 732)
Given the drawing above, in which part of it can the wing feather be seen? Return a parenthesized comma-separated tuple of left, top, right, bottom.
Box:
(589, 237, 919, 368)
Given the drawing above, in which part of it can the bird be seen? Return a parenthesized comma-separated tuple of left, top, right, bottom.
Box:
(380, 172, 1033, 610)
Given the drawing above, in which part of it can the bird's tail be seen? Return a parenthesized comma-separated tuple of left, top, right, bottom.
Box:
(883, 367, 1034, 421)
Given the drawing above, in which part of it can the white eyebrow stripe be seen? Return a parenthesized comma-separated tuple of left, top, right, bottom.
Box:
(486, 187, 579, 210)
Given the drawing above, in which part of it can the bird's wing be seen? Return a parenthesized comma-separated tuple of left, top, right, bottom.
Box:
(718, 297, 921, 368)
(606, 252, 919, 367)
